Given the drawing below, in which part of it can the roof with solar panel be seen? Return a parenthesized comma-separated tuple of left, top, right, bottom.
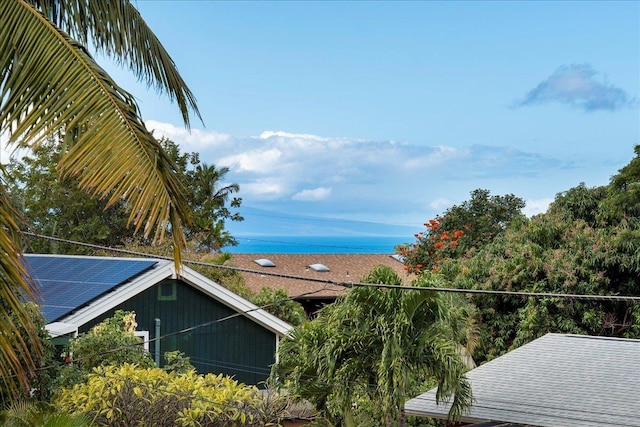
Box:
(23, 254, 163, 322)
(21, 254, 291, 337)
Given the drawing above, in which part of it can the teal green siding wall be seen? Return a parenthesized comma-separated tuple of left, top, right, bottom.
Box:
(82, 279, 277, 385)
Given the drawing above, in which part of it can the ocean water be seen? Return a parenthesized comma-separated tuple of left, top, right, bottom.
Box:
(227, 235, 412, 254)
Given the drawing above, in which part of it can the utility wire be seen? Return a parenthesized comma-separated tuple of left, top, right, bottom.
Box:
(23, 231, 640, 302)
(15, 234, 639, 424)
(17, 233, 640, 386)
(24, 285, 329, 378)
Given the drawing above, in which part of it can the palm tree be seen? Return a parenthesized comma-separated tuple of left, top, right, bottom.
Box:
(189, 164, 241, 250)
(1, 401, 90, 427)
(274, 266, 473, 426)
(1, 0, 200, 401)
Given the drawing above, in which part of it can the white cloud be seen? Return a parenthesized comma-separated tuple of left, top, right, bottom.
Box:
(523, 198, 554, 217)
(292, 187, 332, 201)
(219, 148, 282, 173)
(429, 198, 453, 211)
(404, 145, 467, 169)
(259, 130, 330, 142)
(146, 121, 578, 225)
(146, 120, 231, 151)
(241, 179, 287, 199)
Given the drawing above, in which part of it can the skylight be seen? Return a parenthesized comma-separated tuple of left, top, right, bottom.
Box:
(391, 254, 405, 263)
(308, 263, 330, 272)
(254, 258, 276, 267)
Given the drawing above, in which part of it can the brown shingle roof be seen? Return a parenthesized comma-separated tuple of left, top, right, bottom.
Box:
(227, 253, 412, 299)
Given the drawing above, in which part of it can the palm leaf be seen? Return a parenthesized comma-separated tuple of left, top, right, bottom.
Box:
(0, 179, 39, 399)
(31, 0, 201, 127)
(0, 0, 191, 264)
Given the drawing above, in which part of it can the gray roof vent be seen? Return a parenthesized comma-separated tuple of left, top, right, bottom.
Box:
(308, 263, 330, 272)
(254, 258, 276, 267)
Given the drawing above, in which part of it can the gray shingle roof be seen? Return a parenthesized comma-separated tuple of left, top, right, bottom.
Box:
(405, 333, 640, 427)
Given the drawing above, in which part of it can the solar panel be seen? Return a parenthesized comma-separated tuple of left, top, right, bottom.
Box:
(23, 255, 157, 322)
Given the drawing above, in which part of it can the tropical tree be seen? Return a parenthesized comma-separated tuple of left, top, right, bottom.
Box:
(184, 162, 243, 251)
(399, 189, 525, 273)
(155, 138, 244, 250)
(1, 0, 199, 401)
(58, 311, 154, 388)
(1, 401, 90, 427)
(438, 146, 640, 362)
(249, 287, 307, 326)
(0, 303, 58, 409)
(547, 182, 608, 226)
(599, 144, 640, 225)
(273, 266, 473, 426)
(5, 137, 131, 254)
(5, 136, 243, 254)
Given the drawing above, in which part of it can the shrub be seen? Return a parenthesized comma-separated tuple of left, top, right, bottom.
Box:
(55, 364, 289, 426)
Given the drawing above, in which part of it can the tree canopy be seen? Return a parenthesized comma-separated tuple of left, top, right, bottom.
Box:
(402, 146, 640, 363)
(273, 266, 473, 426)
(6, 137, 243, 254)
(399, 189, 525, 273)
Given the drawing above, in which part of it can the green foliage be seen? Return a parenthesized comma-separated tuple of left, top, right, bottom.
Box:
(600, 144, 640, 224)
(0, 303, 58, 409)
(0, 176, 43, 401)
(1, 0, 197, 408)
(547, 182, 608, 226)
(159, 138, 244, 251)
(0, 401, 90, 427)
(5, 136, 243, 254)
(1, 401, 88, 427)
(61, 311, 154, 387)
(439, 179, 640, 361)
(400, 189, 525, 273)
(249, 288, 307, 326)
(401, 148, 640, 365)
(5, 137, 131, 254)
(273, 266, 473, 426)
(55, 364, 289, 427)
(163, 350, 195, 374)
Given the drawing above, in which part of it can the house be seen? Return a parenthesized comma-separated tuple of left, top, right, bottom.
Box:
(404, 333, 640, 427)
(25, 253, 292, 386)
(227, 253, 411, 315)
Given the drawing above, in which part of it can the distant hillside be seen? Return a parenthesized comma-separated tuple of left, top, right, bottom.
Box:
(226, 206, 419, 237)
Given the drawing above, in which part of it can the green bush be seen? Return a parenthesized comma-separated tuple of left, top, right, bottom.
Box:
(58, 311, 154, 389)
(55, 364, 289, 426)
(250, 287, 307, 326)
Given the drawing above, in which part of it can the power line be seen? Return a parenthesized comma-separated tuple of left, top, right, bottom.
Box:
(350, 282, 640, 303)
(15, 232, 640, 424)
(25, 285, 329, 378)
(20, 231, 639, 388)
(23, 231, 640, 303)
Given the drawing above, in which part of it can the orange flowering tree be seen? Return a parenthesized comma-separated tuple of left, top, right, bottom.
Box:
(398, 189, 525, 274)
(398, 219, 466, 274)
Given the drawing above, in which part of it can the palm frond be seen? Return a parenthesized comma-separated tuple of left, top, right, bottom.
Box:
(31, 0, 201, 127)
(1, 1, 191, 264)
(0, 179, 39, 399)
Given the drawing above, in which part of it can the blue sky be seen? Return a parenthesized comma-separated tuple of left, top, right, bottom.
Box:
(108, 1, 638, 236)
